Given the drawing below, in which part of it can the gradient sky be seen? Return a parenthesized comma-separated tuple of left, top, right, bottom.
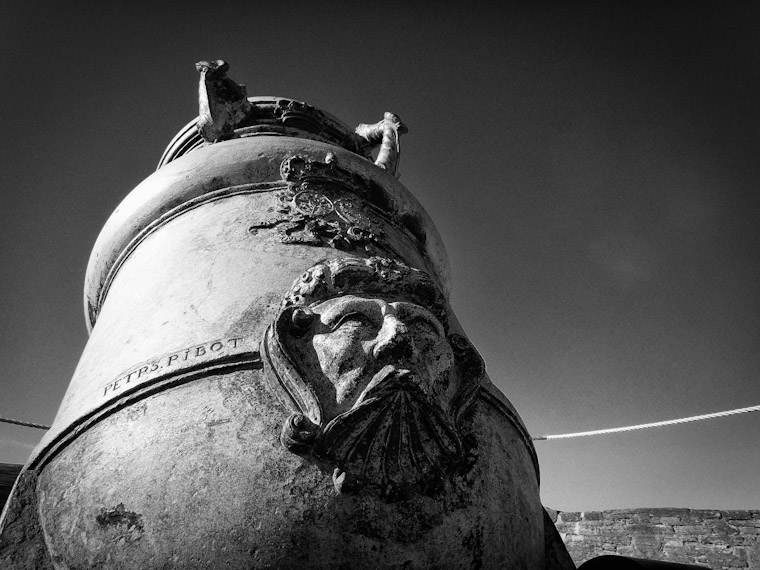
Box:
(1, 2, 758, 512)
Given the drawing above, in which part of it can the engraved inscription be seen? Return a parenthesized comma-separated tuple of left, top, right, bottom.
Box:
(102, 337, 248, 398)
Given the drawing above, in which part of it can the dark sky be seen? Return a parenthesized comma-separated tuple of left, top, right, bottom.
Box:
(1, 2, 759, 511)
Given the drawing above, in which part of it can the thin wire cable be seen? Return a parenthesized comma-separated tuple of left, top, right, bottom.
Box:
(0, 416, 50, 430)
(4, 404, 760, 438)
(533, 404, 760, 441)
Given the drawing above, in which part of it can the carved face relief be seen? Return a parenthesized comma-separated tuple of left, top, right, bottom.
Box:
(295, 295, 456, 421)
(263, 257, 482, 498)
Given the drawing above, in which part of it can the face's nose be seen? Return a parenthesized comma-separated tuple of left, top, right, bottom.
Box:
(371, 314, 413, 361)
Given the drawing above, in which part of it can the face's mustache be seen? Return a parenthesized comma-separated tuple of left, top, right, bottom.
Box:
(355, 365, 414, 402)
(280, 367, 428, 458)
(268, 311, 485, 499)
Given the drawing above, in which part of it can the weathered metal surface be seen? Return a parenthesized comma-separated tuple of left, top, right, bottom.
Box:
(0, 470, 53, 569)
(0, 464, 22, 512)
(0, 63, 571, 569)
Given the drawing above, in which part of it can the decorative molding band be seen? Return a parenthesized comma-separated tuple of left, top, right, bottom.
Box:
(157, 96, 372, 170)
(94, 176, 431, 325)
(30, 350, 262, 473)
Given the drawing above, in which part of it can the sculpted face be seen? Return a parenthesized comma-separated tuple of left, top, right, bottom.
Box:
(265, 257, 482, 497)
(301, 295, 456, 420)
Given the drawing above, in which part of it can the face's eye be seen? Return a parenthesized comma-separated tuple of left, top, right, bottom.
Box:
(408, 316, 441, 338)
(327, 311, 376, 332)
(390, 302, 445, 339)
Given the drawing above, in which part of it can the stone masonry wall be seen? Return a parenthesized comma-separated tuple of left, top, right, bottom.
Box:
(553, 508, 760, 569)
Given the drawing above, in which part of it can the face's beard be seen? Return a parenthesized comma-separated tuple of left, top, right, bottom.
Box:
(311, 366, 464, 498)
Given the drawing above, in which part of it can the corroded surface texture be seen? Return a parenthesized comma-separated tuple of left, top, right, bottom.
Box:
(265, 257, 482, 499)
(38, 157, 451, 465)
(0, 471, 53, 569)
(1, 82, 568, 567)
(84, 136, 449, 334)
(555, 509, 760, 569)
(0, 464, 22, 511)
(36, 370, 544, 568)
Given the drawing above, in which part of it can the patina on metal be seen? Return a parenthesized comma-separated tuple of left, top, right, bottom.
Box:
(0, 61, 574, 569)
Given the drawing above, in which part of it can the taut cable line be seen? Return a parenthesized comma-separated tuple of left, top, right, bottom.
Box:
(4, 405, 760, 439)
(0, 416, 51, 430)
(532, 404, 760, 441)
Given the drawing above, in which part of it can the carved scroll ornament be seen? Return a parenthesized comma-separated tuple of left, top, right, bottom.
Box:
(274, 155, 384, 252)
(263, 257, 483, 499)
(247, 154, 391, 254)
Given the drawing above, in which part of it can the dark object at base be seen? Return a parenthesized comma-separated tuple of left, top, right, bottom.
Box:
(544, 508, 577, 570)
(580, 555, 710, 569)
(0, 470, 54, 569)
(0, 464, 22, 511)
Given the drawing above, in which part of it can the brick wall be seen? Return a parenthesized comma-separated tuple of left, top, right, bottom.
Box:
(553, 508, 760, 569)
